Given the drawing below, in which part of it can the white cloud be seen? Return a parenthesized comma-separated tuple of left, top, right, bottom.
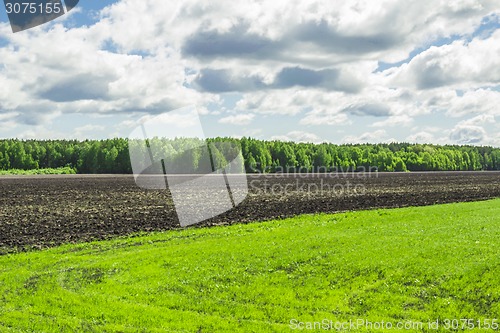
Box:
(218, 114, 255, 125)
(271, 131, 323, 143)
(341, 129, 389, 144)
(446, 89, 500, 117)
(371, 115, 413, 128)
(300, 110, 350, 126)
(298, 86, 425, 126)
(457, 114, 496, 126)
(449, 125, 487, 144)
(16, 127, 68, 140)
(388, 30, 500, 90)
(406, 131, 437, 144)
(74, 124, 106, 139)
(0, 21, 206, 124)
(235, 90, 335, 116)
(0, 0, 500, 146)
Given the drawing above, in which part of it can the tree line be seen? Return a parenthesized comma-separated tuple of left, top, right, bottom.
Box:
(0, 138, 499, 174)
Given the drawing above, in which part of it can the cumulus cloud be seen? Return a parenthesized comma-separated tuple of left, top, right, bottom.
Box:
(300, 110, 350, 126)
(342, 129, 389, 144)
(235, 89, 344, 116)
(445, 114, 496, 145)
(371, 115, 413, 127)
(177, 0, 499, 65)
(193, 66, 362, 93)
(182, 23, 278, 59)
(0, 0, 500, 146)
(193, 69, 264, 93)
(457, 114, 496, 126)
(74, 124, 106, 139)
(445, 89, 500, 117)
(271, 131, 323, 143)
(218, 114, 255, 125)
(0, 24, 204, 123)
(389, 29, 500, 90)
(342, 102, 392, 117)
(450, 125, 487, 144)
(406, 131, 437, 144)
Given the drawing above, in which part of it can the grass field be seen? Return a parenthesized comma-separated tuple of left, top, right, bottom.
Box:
(0, 167, 76, 175)
(0, 199, 499, 332)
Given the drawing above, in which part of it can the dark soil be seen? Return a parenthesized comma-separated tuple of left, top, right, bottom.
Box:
(0, 172, 499, 251)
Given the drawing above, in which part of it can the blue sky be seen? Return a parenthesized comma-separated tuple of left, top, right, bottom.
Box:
(1, 0, 499, 146)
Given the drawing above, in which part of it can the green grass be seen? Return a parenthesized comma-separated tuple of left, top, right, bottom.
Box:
(0, 200, 499, 332)
(0, 167, 76, 175)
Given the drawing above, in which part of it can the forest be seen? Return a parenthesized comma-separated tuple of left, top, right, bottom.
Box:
(0, 138, 499, 174)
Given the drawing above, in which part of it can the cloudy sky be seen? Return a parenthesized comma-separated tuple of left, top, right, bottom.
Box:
(0, 0, 499, 146)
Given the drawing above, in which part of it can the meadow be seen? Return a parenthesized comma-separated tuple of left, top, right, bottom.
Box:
(0, 167, 76, 176)
(0, 199, 498, 332)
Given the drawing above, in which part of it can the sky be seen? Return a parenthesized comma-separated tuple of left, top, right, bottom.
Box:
(0, 0, 499, 146)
